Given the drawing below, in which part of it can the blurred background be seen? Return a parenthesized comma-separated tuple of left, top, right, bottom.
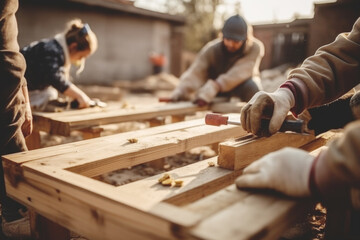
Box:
(16, 0, 360, 85)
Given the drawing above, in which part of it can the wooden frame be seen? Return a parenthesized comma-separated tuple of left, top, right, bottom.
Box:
(2, 114, 338, 240)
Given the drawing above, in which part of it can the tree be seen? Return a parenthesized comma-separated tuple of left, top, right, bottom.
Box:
(162, 0, 224, 52)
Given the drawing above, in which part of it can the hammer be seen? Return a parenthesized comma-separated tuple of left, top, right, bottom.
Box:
(205, 113, 305, 134)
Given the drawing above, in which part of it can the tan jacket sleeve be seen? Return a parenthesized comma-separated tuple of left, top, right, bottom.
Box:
(216, 37, 264, 92)
(313, 121, 360, 207)
(175, 42, 213, 98)
(288, 17, 360, 109)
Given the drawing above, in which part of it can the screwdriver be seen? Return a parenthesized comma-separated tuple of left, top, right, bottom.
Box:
(205, 113, 305, 134)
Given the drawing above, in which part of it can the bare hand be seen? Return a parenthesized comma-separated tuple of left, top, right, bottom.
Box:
(21, 102, 33, 137)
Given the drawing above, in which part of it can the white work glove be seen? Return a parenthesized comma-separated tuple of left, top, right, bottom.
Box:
(235, 147, 315, 197)
(241, 88, 295, 136)
(169, 87, 188, 102)
(195, 80, 220, 106)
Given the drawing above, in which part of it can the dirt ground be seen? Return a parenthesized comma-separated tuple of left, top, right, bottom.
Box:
(36, 68, 326, 240)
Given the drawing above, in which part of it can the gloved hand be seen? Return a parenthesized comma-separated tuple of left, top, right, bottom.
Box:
(241, 88, 295, 136)
(195, 80, 220, 106)
(169, 87, 187, 102)
(235, 147, 315, 197)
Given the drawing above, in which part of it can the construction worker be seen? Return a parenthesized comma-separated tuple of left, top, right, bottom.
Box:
(0, 0, 32, 238)
(149, 51, 166, 74)
(168, 14, 264, 106)
(236, 17, 360, 239)
(21, 19, 98, 111)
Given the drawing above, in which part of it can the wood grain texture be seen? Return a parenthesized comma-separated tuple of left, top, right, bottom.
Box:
(2, 114, 336, 240)
(32, 102, 208, 136)
(218, 132, 316, 170)
(184, 185, 312, 240)
(4, 115, 246, 178)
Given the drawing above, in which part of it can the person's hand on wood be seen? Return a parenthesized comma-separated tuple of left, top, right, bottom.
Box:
(194, 80, 220, 106)
(75, 93, 92, 109)
(241, 88, 295, 136)
(235, 147, 315, 197)
(63, 84, 91, 108)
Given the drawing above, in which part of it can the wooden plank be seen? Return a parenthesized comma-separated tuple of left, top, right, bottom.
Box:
(183, 145, 326, 240)
(5, 158, 240, 239)
(300, 130, 342, 152)
(4, 157, 241, 240)
(184, 185, 312, 240)
(4, 167, 189, 240)
(218, 132, 316, 170)
(33, 102, 208, 136)
(116, 157, 242, 209)
(4, 115, 246, 178)
(3, 118, 209, 165)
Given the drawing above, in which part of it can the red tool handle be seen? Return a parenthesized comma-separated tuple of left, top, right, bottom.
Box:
(205, 113, 229, 126)
(158, 97, 172, 103)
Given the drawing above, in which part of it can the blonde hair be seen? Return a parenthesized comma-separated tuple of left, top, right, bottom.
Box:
(65, 19, 98, 56)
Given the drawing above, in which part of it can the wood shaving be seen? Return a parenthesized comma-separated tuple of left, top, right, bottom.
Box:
(208, 161, 215, 167)
(127, 138, 138, 143)
(161, 178, 173, 186)
(174, 180, 183, 187)
(158, 173, 170, 183)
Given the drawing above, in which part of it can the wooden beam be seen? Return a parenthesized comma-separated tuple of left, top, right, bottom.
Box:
(117, 157, 242, 209)
(33, 102, 208, 136)
(217, 132, 316, 170)
(4, 168, 189, 240)
(3, 114, 246, 177)
(184, 185, 312, 240)
(181, 147, 327, 240)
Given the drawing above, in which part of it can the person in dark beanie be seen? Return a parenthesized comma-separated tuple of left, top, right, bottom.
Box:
(168, 14, 264, 106)
(0, 0, 33, 238)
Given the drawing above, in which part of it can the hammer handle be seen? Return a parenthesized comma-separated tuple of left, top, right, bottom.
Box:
(262, 119, 304, 134)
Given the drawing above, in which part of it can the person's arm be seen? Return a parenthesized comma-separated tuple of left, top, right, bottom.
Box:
(310, 120, 360, 206)
(236, 120, 360, 209)
(63, 84, 91, 108)
(21, 83, 33, 137)
(283, 17, 360, 115)
(241, 18, 360, 136)
(215, 38, 264, 92)
(169, 42, 212, 101)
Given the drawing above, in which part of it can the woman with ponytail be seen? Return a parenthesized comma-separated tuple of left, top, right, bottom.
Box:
(21, 19, 98, 110)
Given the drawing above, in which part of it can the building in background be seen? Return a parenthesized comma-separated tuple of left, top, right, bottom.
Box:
(253, 0, 359, 70)
(17, 0, 185, 85)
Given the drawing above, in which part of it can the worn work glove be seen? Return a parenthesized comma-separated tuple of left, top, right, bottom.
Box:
(236, 147, 315, 197)
(194, 80, 220, 106)
(241, 88, 295, 136)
